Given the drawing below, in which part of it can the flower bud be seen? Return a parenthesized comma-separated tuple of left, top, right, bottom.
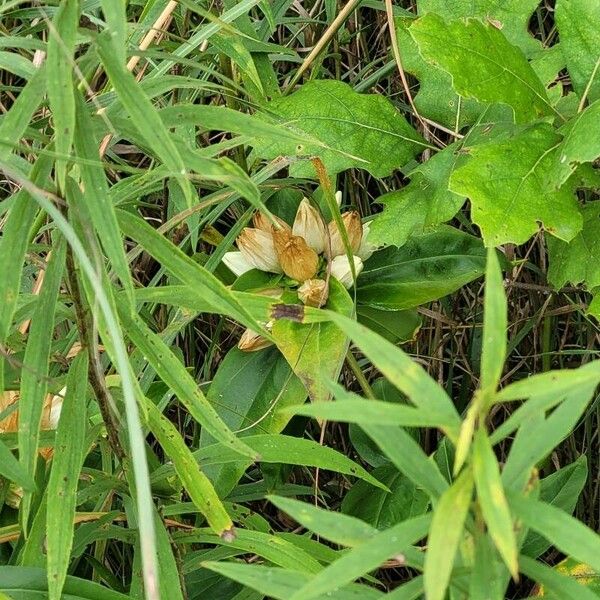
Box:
(223, 251, 254, 277)
(292, 198, 327, 254)
(252, 211, 290, 233)
(238, 328, 274, 352)
(330, 254, 363, 288)
(335, 191, 342, 207)
(272, 227, 319, 282)
(298, 278, 329, 307)
(327, 211, 363, 258)
(357, 222, 377, 261)
(237, 228, 282, 273)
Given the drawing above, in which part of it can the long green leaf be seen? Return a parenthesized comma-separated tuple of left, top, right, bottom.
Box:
(0, 64, 45, 153)
(19, 238, 66, 527)
(0, 566, 129, 599)
(288, 515, 431, 600)
(323, 312, 460, 440)
(480, 247, 507, 396)
(472, 427, 517, 577)
(0, 152, 51, 343)
(145, 399, 233, 537)
(47, 352, 89, 600)
(509, 493, 600, 573)
(119, 309, 256, 460)
(151, 434, 385, 491)
(202, 562, 383, 600)
(424, 468, 473, 600)
(116, 209, 265, 333)
(73, 95, 134, 304)
(46, 0, 78, 191)
(268, 495, 377, 547)
(283, 398, 456, 429)
(95, 32, 194, 207)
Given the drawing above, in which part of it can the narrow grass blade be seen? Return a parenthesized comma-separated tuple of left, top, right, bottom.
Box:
(120, 308, 257, 460)
(480, 247, 507, 396)
(324, 312, 461, 440)
(283, 398, 456, 429)
(46, 0, 78, 191)
(96, 32, 194, 208)
(509, 492, 600, 574)
(0, 153, 52, 343)
(202, 563, 383, 600)
(424, 468, 474, 600)
(0, 65, 45, 153)
(288, 515, 431, 600)
(116, 209, 265, 333)
(19, 238, 66, 527)
(151, 434, 385, 491)
(47, 352, 89, 600)
(145, 399, 234, 538)
(472, 427, 518, 577)
(73, 94, 134, 304)
(268, 495, 377, 547)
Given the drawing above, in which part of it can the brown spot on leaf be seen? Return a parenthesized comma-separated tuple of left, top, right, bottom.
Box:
(271, 303, 305, 322)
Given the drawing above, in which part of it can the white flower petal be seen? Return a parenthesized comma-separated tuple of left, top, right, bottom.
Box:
(357, 222, 377, 261)
(223, 251, 255, 277)
(330, 254, 363, 288)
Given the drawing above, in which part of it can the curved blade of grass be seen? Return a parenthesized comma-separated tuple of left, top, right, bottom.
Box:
(73, 93, 134, 305)
(0, 159, 159, 599)
(46, 352, 88, 600)
(288, 515, 431, 600)
(0, 152, 51, 344)
(0, 64, 45, 153)
(480, 247, 507, 397)
(179, 528, 322, 573)
(46, 0, 77, 192)
(95, 32, 194, 208)
(0, 438, 36, 492)
(472, 427, 518, 578)
(202, 562, 383, 600)
(151, 434, 385, 491)
(282, 398, 457, 429)
(424, 468, 474, 600)
(268, 495, 377, 547)
(19, 238, 66, 527)
(519, 555, 600, 600)
(145, 399, 233, 537)
(116, 209, 266, 334)
(119, 308, 257, 460)
(509, 492, 600, 573)
(324, 312, 460, 441)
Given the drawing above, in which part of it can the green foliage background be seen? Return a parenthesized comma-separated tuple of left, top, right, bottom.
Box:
(1, 1, 600, 599)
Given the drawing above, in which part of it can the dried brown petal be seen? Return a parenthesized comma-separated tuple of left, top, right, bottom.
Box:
(298, 278, 329, 307)
(272, 227, 319, 282)
(327, 211, 363, 257)
(237, 227, 282, 273)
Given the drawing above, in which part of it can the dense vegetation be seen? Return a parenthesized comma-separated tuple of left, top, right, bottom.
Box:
(1, 1, 600, 599)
